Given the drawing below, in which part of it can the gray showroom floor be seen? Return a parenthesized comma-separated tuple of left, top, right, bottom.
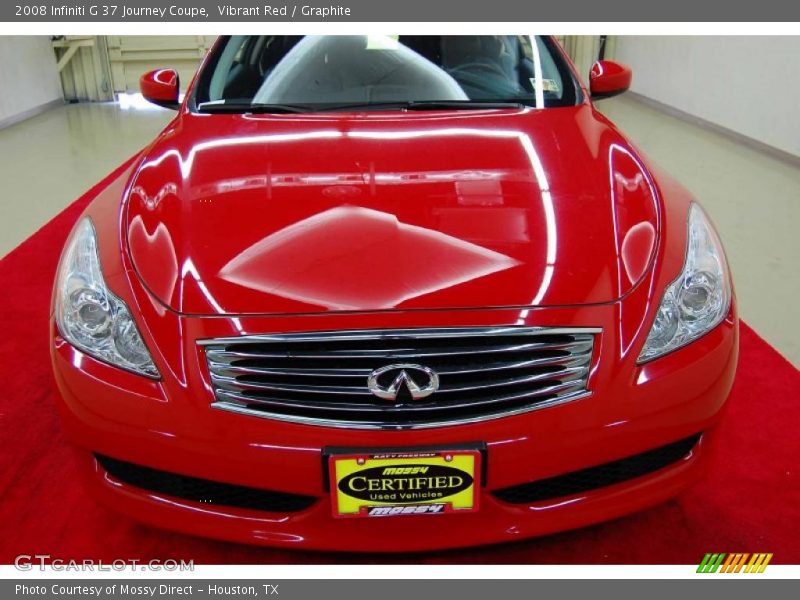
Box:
(0, 97, 798, 367)
(0, 101, 172, 258)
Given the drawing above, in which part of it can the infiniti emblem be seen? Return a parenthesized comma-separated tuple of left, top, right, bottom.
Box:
(367, 364, 440, 401)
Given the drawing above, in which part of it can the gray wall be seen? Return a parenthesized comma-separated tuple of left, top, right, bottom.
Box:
(0, 37, 63, 128)
(614, 36, 800, 158)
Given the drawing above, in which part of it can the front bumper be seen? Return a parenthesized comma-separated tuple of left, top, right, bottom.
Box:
(51, 304, 738, 552)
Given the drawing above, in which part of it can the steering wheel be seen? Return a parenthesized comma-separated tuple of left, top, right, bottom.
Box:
(449, 61, 509, 79)
(448, 62, 520, 97)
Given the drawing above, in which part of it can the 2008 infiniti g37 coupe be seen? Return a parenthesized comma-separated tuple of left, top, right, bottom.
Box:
(50, 35, 737, 550)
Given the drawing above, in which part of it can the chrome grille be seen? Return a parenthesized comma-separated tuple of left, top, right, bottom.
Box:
(201, 327, 598, 430)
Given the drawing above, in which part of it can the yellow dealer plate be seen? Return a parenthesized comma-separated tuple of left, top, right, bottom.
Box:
(328, 449, 481, 518)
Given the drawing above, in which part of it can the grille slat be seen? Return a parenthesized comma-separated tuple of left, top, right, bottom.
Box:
(215, 379, 588, 414)
(439, 365, 589, 393)
(437, 353, 590, 375)
(207, 352, 591, 379)
(205, 339, 592, 362)
(208, 363, 374, 378)
(202, 327, 598, 430)
(210, 365, 589, 396)
(211, 373, 373, 396)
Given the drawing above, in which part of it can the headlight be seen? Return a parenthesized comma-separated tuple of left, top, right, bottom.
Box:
(638, 203, 731, 362)
(55, 218, 159, 378)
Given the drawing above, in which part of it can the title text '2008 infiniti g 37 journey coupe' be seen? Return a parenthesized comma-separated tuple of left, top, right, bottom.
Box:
(50, 35, 738, 551)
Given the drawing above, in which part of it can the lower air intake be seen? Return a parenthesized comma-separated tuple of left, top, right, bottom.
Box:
(95, 454, 317, 513)
(493, 434, 702, 504)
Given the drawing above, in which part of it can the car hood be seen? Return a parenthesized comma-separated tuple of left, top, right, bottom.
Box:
(125, 106, 659, 315)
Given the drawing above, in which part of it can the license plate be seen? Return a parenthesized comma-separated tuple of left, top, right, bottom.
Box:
(328, 448, 481, 518)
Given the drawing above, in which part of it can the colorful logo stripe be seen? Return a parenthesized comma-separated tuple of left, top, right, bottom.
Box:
(697, 553, 772, 573)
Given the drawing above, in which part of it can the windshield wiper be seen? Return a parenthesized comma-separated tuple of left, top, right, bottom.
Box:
(317, 100, 526, 112)
(404, 100, 526, 111)
(196, 102, 310, 114)
(196, 100, 527, 114)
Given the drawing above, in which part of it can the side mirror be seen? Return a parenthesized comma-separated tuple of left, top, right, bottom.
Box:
(589, 60, 632, 100)
(140, 69, 180, 109)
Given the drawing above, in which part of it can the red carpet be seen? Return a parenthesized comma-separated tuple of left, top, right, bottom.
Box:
(1, 159, 798, 565)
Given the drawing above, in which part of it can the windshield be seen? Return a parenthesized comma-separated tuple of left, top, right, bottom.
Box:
(192, 35, 581, 112)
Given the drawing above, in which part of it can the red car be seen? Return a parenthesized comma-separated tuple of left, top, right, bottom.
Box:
(50, 35, 737, 551)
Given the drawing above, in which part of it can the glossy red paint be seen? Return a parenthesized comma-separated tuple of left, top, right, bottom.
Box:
(50, 38, 738, 551)
(590, 60, 633, 99)
(140, 68, 180, 108)
(126, 106, 658, 315)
